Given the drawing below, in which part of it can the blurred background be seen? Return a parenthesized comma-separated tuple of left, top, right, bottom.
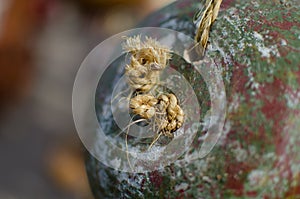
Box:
(0, 0, 174, 198)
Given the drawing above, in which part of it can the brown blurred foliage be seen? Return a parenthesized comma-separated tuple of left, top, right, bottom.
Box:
(0, 0, 45, 115)
(0, 0, 172, 198)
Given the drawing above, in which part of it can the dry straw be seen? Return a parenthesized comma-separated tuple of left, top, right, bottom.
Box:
(123, 35, 172, 92)
(122, 35, 185, 150)
(195, 0, 223, 55)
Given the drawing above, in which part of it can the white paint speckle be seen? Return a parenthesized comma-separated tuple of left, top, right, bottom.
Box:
(281, 39, 287, 46)
(110, 158, 121, 169)
(248, 170, 266, 186)
(232, 146, 248, 162)
(285, 91, 300, 109)
(202, 176, 212, 183)
(175, 183, 189, 191)
(252, 31, 280, 58)
(253, 31, 264, 41)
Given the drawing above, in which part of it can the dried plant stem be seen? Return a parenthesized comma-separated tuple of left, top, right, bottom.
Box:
(195, 0, 223, 55)
(148, 132, 163, 150)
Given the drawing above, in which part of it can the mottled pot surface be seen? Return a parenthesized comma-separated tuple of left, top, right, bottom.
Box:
(86, 0, 300, 198)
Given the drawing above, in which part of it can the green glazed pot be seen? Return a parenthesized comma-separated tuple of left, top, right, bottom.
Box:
(85, 0, 300, 198)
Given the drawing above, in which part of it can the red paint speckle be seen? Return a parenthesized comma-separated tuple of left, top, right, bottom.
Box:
(273, 21, 295, 30)
(221, 0, 235, 10)
(259, 78, 287, 121)
(149, 170, 163, 188)
(224, 159, 253, 196)
(231, 62, 249, 94)
(246, 191, 258, 197)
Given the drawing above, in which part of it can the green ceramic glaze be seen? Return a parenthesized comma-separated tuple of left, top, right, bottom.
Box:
(86, 0, 300, 198)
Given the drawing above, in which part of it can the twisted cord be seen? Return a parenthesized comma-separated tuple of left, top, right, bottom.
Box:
(123, 36, 184, 149)
(123, 35, 172, 92)
(195, 0, 223, 55)
(130, 93, 184, 137)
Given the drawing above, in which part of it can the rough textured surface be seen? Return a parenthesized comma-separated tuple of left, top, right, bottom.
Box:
(86, 0, 300, 198)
